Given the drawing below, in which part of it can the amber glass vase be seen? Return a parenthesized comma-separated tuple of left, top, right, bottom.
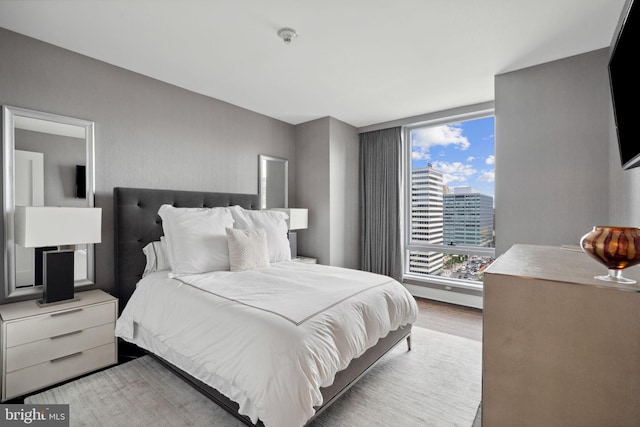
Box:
(580, 226, 640, 284)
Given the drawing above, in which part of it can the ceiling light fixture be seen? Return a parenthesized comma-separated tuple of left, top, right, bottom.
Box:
(277, 28, 297, 44)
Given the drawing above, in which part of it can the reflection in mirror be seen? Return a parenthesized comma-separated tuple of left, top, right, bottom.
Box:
(2, 106, 95, 302)
(258, 154, 288, 209)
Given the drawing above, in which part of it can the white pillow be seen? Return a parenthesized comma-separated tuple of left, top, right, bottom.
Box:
(158, 205, 234, 275)
(142, 237, 170, 277)
(226, 228, 270, 272)
(229, 206, 291, 262)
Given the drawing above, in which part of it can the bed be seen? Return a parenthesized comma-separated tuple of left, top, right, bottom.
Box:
(113, 187, 417, 427)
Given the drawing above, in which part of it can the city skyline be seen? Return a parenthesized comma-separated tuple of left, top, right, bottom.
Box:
(411, 116, 495, 197)
(409, 160, 495, 282)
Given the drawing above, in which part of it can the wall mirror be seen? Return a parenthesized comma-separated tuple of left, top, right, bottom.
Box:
(258, 154, 288, 209)
(2, 106, 95, 302)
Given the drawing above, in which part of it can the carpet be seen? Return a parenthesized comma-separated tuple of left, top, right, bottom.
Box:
(26, 327, 482, 426)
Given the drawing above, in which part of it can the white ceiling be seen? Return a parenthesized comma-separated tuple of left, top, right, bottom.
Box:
(0, 0, 627, 128)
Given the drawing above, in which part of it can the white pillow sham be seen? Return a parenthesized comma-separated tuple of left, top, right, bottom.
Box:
(158, 205, 234, 275)
(142, 237, 170, 277)
(226, 228, 270, 272)
(229, 206, 291, 262)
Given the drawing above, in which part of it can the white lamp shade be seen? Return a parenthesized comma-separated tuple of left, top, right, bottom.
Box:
(272, 208, 308, 230)
(14, 206, 102, 248)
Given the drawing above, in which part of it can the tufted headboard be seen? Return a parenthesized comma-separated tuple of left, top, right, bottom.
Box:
(113, 187, 260, 310)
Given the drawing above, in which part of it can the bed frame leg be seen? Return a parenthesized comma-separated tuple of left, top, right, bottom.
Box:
(406, 335, 412, 351)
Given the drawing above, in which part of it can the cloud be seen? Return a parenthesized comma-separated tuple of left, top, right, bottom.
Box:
(467, 156, 475, 162)
(412, 150, 430, 161)
(432, 160, 476, 185)
(477, 171, 495, 183)
(411, 124, 470, 151)
(485, 155, 495, 165)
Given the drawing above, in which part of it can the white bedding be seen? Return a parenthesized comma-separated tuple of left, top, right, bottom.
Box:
(115, 261, 418, 427)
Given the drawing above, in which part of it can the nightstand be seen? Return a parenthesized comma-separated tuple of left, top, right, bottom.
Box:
(294, 256, 317, 264)
(0, 289, 118, 401)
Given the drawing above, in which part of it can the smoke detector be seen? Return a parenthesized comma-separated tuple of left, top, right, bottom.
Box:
(277, 28, 298, 44)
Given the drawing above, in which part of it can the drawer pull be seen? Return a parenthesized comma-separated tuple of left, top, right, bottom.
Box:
(50, 330, 83, 340)
(50, 308, 83, 317)
(50, 352, 83, 363)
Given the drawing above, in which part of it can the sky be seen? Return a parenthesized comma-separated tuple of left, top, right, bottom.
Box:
(411, 116, 495, 197)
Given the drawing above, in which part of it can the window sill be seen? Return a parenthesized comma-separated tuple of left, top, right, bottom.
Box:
(403, 273, 483, 292)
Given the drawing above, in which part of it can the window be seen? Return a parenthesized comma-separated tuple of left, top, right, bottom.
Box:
(404, 113, 495, 288)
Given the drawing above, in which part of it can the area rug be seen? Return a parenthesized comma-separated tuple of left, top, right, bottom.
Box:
(26, 327, 481, 426)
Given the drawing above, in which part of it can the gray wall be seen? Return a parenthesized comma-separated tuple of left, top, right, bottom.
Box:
(0, 28, 296, 297)
(294, 117, 359, 268)
(494, 49, 611, 255)
(328, 118, 359, 269)
(295, 118, 331, 263)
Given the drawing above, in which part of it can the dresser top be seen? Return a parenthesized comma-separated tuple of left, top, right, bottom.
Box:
(485, 244, 640, 292)
(0, 289, 116, 321)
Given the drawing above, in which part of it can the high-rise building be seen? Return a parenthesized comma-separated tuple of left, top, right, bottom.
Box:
(409, 165, 444, 275)
(443, 187, 494, 247)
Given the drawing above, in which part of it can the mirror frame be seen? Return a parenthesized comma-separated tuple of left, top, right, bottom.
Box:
(258, 154, 288, 209)
(2, 105, 95, 302)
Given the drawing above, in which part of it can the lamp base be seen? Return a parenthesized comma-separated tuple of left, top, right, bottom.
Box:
(35, 246, 57, 286)
(42, 249, 75, 304)
(288, 231, 298, 258)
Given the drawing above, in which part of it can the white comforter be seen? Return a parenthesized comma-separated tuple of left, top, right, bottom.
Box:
(115, 261, 417, 427)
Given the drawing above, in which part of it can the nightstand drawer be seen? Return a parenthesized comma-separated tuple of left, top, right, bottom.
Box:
(6, 323, 115, 373)
(5, 342, 116, 400)
(5, 302, 115, 348)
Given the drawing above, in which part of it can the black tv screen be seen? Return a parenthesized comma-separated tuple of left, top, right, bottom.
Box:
(76, 165, 86, 198)
(609, 0, 639, 169)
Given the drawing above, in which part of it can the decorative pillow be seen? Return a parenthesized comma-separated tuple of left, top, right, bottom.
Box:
(142, 237, 170, 277)
(158, 205, 234, 275)
(225, 228, 270, 272)
(229, 206, 291, 262)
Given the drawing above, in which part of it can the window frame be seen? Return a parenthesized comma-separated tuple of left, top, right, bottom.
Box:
(402, 108, 496, 289)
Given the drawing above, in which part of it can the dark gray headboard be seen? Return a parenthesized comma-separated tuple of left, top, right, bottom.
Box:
(114, 187, 260, 310)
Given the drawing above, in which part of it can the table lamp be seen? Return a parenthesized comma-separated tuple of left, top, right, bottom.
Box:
(14, 206, 102, 304)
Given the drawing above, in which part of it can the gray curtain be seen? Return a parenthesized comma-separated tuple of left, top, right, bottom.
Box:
(359, 127, 402, 281)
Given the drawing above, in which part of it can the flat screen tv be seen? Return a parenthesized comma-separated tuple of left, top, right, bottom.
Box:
(76, 165, 86, 198)
(609, 0, 639, 169)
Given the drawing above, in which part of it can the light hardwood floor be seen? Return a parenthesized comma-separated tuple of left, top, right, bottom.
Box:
(414, 297, 483, 342)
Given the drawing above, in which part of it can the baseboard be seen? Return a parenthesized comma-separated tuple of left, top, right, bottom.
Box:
(404, 283, 483, 309)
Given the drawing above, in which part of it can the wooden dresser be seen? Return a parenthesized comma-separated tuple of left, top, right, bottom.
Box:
(482, 244, 640, 427)
(0, 289, 117, 401)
